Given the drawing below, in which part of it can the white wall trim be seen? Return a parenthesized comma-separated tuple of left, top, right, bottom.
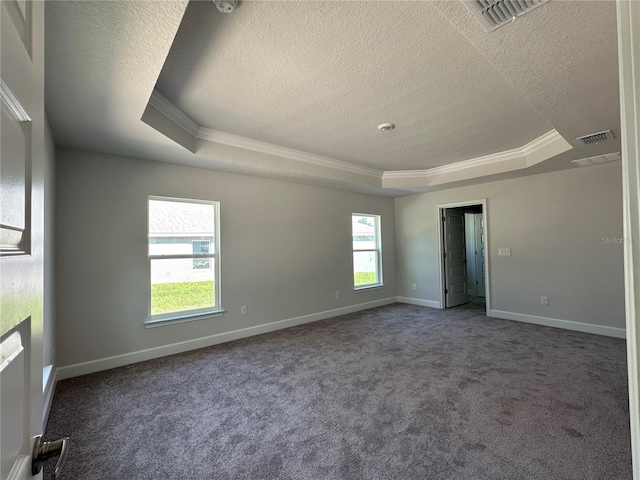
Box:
(42, 366, 57, 430)
(381, 130, 572, 188)
(148, 89, 199, 136)
(617, 1, 640, 477)
(397, 296, 441, 309)
(489, 309, 626, 339)
(383, 130, 565, 179)
(145, 90, 384, 180)
(196, 127, 383, 179)
(56, 297, 397, 380)
(144, 93, 576, 190)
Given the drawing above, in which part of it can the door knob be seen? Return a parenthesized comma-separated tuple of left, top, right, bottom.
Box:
(32, 435, 69, 480)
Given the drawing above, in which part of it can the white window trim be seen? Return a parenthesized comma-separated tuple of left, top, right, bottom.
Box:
(145, 309, 226, 329)
(146, 195, 222, 325)
(352, 213, 384, 290)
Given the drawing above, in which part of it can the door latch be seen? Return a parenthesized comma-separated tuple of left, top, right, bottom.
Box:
(32, 435, 69, 480)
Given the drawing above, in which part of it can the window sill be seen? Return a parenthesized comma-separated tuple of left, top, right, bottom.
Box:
(145, 309, 226, 328)
(354, 284, 385, 292)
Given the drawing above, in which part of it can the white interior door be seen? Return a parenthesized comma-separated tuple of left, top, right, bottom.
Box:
(443, 209, 468, 307)
(474, 213, 486, 298)
(1, 1, 46, 479)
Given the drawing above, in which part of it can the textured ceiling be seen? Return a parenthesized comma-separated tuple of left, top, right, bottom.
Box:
(432, 0, 620, 157)
(157, 1, 552, 171)
(45, 1, 621, 197)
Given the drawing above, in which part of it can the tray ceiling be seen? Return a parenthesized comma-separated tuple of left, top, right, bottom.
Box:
(45, 1, 621, 196)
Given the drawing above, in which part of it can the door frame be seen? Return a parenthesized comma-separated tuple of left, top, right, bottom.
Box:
(473, 213, 486, 298)
(437, 199, 490, 314)
(617, 0, 640, 476)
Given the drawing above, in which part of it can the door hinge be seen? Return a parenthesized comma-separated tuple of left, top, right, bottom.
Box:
(442, 216, 446, 222)
(476, 281, 479, 285)
(443, 252, 447, 258)
(445, 288, 448, 294)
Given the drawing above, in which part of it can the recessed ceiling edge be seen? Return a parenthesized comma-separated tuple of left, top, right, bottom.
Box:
(142, 90, 573, 192)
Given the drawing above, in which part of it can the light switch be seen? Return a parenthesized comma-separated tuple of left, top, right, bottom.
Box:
(498, 248, 511, 256)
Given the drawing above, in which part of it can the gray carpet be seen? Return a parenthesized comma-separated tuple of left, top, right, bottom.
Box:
(44, 302, 632, 479)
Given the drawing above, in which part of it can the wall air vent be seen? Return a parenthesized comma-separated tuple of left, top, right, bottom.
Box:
(571, 152, 621, 167)
(463, 0, 549, 32)
(576, 130, 615, 146)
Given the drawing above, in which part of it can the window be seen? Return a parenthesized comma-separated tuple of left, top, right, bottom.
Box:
(148, 197, 221, 322)
(352, 213, 383, 289)
(192, 240, 211, 270)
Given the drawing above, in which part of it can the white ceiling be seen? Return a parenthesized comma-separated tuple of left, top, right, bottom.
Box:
(45, 1, 621, 197)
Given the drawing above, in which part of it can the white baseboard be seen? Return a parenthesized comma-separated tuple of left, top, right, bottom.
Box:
(42, 365, 57, 430)
(56, 297, 397, 380)
(397, 296, 442, 309)
(489, 309, 626, 339)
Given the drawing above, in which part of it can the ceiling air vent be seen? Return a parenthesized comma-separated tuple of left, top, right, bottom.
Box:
(463, 0, 549, 32)
(576, 130, 615, 146)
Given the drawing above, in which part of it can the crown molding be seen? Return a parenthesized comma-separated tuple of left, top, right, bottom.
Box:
(196, 127, 383, 179)
(144, 91, 382, 179)
(148, 89, 199, 136)
(383, 130, 567, 181)
(1, 78, 31, 122)
(143, 90, 571, 189)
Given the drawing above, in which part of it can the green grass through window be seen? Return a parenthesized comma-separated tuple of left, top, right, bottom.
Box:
(152, 275, 378, 316)
(354, 271, 377, 286)
(151, 281, 215, 315)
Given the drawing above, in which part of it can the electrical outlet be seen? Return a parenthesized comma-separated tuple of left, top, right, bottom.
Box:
(335, 291, 340, 299)
(241, 306, 247, 315)
(541, 296, 549, 306)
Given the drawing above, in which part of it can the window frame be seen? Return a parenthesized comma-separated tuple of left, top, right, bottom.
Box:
(191, 240, 212, 270)
(146, 195, 222, 326)
(352, 213, 383, 290)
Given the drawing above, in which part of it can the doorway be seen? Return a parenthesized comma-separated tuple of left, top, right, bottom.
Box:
(438, 200, 490, 314)
(465, 210, 486, 298)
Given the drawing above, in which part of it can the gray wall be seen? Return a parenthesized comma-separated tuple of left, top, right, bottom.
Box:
(395, 161, 625, 328)
(55, 149, 396, 367)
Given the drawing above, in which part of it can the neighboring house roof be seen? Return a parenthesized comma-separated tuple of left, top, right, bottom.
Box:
(352, 218, 375, 236)
(149, 200, 215, 235)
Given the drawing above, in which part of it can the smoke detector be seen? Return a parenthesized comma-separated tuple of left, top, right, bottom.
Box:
(214, 0, 237, 14)
(463, 0, 549, 32)
(378, 123, 395, 132)
(576, 130, 615, 146)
